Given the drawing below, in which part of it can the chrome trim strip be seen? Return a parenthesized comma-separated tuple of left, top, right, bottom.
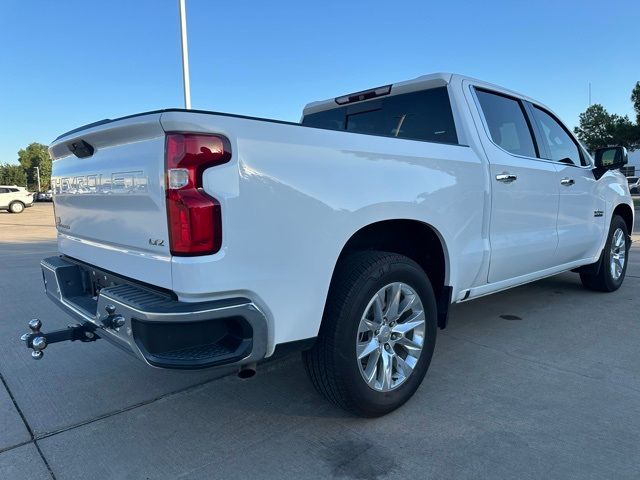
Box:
(99, 292, 255, 319)
(57, 231, 171, 262)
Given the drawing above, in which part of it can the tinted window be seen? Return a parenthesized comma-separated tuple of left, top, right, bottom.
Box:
(302, 87, 458, 144)
(531, 106, 583, 166)
(476, 90, 537, 158)
(0, 188, 8, 194)
(303, 108, 344, 131)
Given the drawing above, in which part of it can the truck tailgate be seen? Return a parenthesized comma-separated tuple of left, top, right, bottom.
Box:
(49, 114, 172, 289)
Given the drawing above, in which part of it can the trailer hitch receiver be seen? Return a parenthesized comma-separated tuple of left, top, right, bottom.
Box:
(20, 318, 99, 360)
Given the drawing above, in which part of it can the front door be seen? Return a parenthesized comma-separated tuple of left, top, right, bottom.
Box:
(527, 104, 606, 263)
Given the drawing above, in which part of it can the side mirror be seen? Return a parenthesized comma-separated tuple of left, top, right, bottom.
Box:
(594, 146, 628, 170)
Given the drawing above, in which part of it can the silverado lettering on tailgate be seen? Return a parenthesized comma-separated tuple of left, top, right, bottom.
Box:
(52, 171, 148, 195)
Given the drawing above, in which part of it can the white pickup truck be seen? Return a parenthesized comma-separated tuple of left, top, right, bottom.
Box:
(26, 73, 633, 417)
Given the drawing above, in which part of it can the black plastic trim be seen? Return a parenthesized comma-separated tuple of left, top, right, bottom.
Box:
(269, 337, 317, 360)
(437, 285, 453, 329)
(132, 316, 253, 370)
(68, 139, 95, 158)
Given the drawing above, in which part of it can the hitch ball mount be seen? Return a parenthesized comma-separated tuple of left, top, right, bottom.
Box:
(20, 318, 99, 360)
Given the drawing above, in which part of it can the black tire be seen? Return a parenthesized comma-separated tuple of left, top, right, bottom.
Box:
(580, 215, 629, 292)
(303, 251, 438, 417)
(9, 201, 25, 214)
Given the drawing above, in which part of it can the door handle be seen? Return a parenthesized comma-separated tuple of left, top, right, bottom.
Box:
(560, 178, 575, 186)
(496, 173, 517, 183)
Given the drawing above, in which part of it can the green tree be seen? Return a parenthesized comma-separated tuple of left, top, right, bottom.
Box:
(574, 104, 613, 150)
(17, 142, 51, 190)
(0, 163, 28, 186)
(611, 114, 640, 150)
(573, 104, 638, 151)
(632, 81, 640, 124)
(574, 87, 640, 152)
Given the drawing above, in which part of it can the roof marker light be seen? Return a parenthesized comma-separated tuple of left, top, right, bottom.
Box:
(335, 85, 392, 105)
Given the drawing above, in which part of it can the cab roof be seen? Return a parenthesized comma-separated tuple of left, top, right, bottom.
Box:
(302, 72, 543, 116)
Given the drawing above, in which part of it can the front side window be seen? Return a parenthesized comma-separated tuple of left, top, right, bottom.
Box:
(531, 106, 583, 166)
(475, 89, 537, 158)
(0, 188, 8, 194)
(302, 87, 458, 144)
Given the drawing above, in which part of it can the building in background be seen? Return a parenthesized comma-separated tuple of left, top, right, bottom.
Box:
(622, 150, 640, 177)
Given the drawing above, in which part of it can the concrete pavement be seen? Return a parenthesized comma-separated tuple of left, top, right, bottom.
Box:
(1, 204, 639, 479)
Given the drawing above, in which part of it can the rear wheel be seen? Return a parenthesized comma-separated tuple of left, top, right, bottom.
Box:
(580, 215, 629, 292)
(9, 201, 24, 214)
(303, 251, 437, 417)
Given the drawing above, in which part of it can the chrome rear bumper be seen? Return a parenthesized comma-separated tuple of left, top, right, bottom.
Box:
(40, 256, 268, 369)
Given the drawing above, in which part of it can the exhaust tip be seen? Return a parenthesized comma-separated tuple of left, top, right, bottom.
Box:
(238, 363, 257, 379)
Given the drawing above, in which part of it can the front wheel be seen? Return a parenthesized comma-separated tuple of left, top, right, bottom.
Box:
(303, 251, 438, 417)
(580, 215, 629, 292)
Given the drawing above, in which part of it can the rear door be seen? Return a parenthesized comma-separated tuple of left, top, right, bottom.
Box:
(473, 88, 560, 283)
(526, 103, 606, 263)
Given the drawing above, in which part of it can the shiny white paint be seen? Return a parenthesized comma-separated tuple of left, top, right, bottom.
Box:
(555, 163, 607, 263)
(48, 73, 633, 356)
(476, 132, 561, 283)
(164, 113, 486, 350)
(49, 116, 172, 288)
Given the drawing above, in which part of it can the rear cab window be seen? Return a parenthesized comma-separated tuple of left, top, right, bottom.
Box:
(302, 87, 458, 145)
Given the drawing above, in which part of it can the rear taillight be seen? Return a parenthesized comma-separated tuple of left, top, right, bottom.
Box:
(165, 133, 231, 256)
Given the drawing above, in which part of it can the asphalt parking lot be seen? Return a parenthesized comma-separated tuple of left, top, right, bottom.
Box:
(1, 203, 639, 479)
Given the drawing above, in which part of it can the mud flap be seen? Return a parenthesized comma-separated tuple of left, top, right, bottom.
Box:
(437, 285, 453, 330)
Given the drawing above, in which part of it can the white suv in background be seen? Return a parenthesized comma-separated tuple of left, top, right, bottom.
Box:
(0, 185, 34, 213)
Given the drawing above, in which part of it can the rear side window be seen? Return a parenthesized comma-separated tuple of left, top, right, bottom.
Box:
(302, 87, 458, 144)
(0, 188, 7, 194)
(530, 106, 584, 166)
(476, 89, 537, 158)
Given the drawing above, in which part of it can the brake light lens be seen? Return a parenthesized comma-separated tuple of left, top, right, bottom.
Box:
(165, 133, 231, 256)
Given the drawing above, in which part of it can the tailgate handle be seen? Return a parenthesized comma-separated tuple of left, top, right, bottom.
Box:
(68, 139, 95, 158)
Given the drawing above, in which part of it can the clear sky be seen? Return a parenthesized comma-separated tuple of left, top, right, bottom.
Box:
(1, 0, 638, 162)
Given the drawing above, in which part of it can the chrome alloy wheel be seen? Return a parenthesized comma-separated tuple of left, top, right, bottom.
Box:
(610, 227, 627, 280)
(356, 282, 426, 392)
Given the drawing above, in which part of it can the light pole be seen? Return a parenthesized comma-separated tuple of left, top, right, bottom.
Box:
(178, 0, 191, 110)
(34, 166, 41, 192)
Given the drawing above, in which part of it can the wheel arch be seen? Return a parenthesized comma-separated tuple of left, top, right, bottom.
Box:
(325, 219, 452, 329)
(613, 203, 634, 234)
